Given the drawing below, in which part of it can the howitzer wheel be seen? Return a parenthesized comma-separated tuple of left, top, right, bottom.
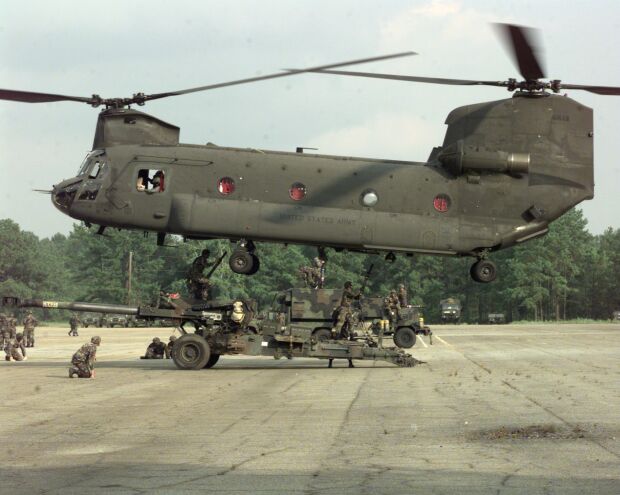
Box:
(172, 334, 211, 370)
(204, 354, 220, 368)
(394, 327, 416, 349)
(312, 328, 332, 342)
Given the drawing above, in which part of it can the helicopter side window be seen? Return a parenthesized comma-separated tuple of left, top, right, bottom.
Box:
(137, 169, 166, 192)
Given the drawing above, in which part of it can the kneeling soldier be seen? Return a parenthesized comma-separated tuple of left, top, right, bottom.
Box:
(69, 336, 100, 378)
(5, 333, 27, 361)
(141, 337, 166, 359)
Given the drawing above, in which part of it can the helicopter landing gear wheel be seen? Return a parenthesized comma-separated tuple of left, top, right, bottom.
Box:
(229, 250, 259, 275)
(172, 334, 211, 370)
(229, 240, 259, 275)
(470, 259, 497, 283)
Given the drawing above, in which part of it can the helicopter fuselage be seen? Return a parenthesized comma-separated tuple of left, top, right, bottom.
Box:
(51, 93, 594, 278)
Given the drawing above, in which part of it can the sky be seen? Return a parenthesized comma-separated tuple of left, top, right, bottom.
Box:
(1, 0, 619, 239)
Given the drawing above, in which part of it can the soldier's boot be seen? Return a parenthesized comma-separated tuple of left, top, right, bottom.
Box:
(348, 360, 354, 368)
(328, 359, 333, 368)
(5, 355, 11, 361)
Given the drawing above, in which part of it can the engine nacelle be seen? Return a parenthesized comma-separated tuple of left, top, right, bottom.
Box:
(438, 139, 529, 176)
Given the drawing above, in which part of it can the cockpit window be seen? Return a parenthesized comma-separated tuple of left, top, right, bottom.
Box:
(77, 150, 105, 176)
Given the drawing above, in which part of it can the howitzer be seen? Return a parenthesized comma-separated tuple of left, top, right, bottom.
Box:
(2, 293, 423, 369)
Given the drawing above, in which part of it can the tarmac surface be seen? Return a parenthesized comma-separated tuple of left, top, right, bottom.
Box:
(0, 323, 619, 494)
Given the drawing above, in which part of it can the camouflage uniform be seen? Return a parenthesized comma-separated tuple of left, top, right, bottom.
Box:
(0, 313, 9, 351)
(383, 290, 401, 330)
(5, 333, 27, 361)
(332, 282, 361, 340)
(186, 249, 214, 301)
(68, 314, 81, 336)
(397, 284, 409, 308)
(22, 312, 38, 347)
(299, 257, 326, 289)
(141, 338, 166, 359)
(69, 336, 100, 378)
(165, 335, 177, 359)
(7, 316, 17, 339)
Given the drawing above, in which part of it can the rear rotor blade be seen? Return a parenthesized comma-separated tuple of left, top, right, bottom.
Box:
(560, 83, 620, 95)
(495, 23, 545, 81)
(297, 68, 505, 88)
(0, 89, 95, 104)
(144, 52, 417, 102)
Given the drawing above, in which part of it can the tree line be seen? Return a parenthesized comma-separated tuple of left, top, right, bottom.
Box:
(0, 208, 618, 323)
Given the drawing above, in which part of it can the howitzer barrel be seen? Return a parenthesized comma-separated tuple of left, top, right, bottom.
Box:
(2, 297, 139, 316)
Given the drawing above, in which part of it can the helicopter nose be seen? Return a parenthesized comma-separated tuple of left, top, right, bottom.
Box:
(52, 179, 82, 211)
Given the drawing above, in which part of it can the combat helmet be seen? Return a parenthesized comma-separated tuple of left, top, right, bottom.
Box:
(201, 248, 210, 257)
(153, 337, 161, 343)
(91, 336, 101, 345)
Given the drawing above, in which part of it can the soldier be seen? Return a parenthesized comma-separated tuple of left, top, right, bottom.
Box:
(22, 311, 38, 348)
(7, 314, 17, 339)
(165, 335, 177, 359)
(332, 281, 361, 340)
(140, 337, 166, 359)
(5, 333, 27, 361)
(397, 284, 409, 308)
(69, 336, 101, 378)
(383, 290, 401, 331)
(68, 313, 81, 336)
(0, 312, 8, 351)
(186, 249, 214, 301)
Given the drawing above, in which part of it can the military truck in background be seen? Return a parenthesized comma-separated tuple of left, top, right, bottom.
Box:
(82, 313, 104, 328)
(440, 298, 462, 323)
(261, 288, 430, 349)
(107, 314, 129, 327)
(611, 311, 620, 321)
(487, 313, 506, 324)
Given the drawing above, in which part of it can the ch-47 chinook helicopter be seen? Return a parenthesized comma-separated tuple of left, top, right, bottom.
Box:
(2, 24, 619, 282)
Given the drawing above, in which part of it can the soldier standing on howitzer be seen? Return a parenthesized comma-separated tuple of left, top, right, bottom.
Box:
(140, 337, 166, 359)
(68, 313, 81, 336)
(165, 335, 177, 359)
(329, 281, 360, 368)
(332, 281, 362, 341)
(299, 256, 326, 289)
(22, 311, 38, 347)
(69, 336, 101, 378)
(5, 333, 27, 361)
(187, 249, 214, 301)
(398, 284, 409, 307)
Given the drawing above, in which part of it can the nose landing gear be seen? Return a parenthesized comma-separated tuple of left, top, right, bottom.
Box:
(229, 240, 260, 275)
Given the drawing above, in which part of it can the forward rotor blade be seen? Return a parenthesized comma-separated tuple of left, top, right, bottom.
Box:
(297, 68, 505, 88)
(495, 23, 545, 81)
(144, 52, 417, 102)
(560, 83, 620, 95)
(0, 89, 94, 104)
